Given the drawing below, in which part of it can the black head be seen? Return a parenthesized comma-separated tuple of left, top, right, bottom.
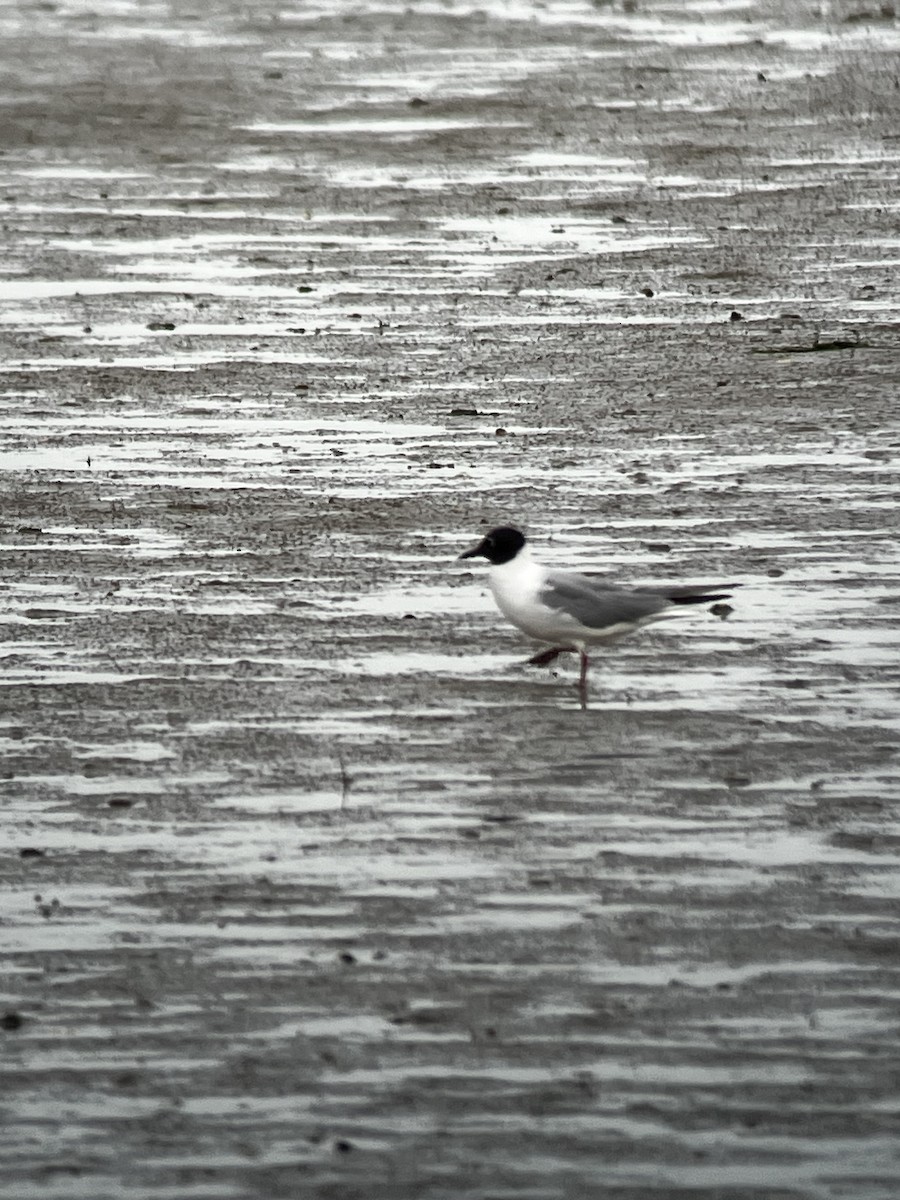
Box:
(458, 525, 526, 566)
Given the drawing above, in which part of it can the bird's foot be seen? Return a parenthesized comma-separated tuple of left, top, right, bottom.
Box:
(526, 645, 576, 667)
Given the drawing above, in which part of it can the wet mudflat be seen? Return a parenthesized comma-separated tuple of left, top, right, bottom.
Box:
(1, 0, 900, 1197)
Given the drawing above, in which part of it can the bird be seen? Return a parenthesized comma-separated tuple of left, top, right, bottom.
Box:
(458, 525, 740, 710)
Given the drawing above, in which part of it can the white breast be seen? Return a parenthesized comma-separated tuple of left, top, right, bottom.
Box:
(488, 550, 569, 643)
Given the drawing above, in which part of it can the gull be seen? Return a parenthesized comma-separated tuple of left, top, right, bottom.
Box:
(458, 525, 739, 709)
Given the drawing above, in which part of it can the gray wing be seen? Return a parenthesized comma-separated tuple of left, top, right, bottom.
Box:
(539, 570, 670, 631)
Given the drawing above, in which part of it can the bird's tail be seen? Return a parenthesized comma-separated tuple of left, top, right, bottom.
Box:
(665, 584, 741, 605)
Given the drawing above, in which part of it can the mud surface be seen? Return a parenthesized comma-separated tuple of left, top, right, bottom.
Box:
(2, 2, 900, 1197)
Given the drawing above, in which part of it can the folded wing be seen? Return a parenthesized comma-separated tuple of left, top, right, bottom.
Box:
(539, 572, 670, 632)
(540, 572, 741, 631)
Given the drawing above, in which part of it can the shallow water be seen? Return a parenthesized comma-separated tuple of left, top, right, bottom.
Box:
(2, 1, 900, 1198)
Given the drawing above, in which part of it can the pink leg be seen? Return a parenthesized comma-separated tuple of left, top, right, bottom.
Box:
(527, 645, 576, 667)
(578, 651, 590, 710)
